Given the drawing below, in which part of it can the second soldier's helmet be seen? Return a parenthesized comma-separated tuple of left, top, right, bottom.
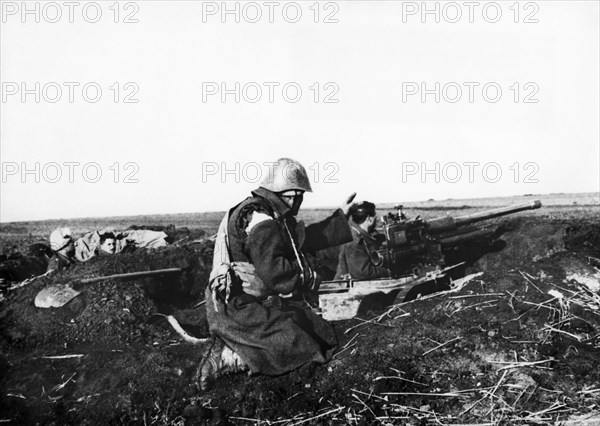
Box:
(260, 158, 313, 193)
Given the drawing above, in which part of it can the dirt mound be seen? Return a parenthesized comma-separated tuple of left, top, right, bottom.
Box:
(1, 211, 600, 424)
(564, 221, 600, 258)
(1, 242, 213, 347)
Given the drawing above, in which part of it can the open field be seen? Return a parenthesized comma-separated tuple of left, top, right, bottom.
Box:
(1, 192, 599, 425)
(2, 192, 598, 252)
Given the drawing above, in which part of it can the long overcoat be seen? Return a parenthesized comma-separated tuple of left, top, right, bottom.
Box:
(205, 187, 352, 375)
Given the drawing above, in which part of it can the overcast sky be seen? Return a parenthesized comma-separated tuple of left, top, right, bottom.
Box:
(1, 0, 599, 222)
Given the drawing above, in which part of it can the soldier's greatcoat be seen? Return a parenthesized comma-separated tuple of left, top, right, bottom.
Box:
(205, 187, 352, 375)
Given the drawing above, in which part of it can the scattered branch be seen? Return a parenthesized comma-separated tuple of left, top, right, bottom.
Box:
(289, 407, 344, 426)
(40, 354, 84, 360)
(493, 359, 554, 371)
(423, 337, 461, 356)
(51, 373, 76, 393)
(519, 270, 545, 294)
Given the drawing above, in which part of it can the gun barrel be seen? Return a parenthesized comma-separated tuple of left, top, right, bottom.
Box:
(453, 200, 542, 227)
(425, 200, 541, 233)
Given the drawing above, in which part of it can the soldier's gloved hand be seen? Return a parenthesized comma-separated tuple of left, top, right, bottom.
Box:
(232, 262, 269, 299)
(209, 263, 230, 286)
(341, 192, 357, 217)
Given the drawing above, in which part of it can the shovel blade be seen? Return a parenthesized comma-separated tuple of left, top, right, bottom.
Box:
(34, 284, 81, 308)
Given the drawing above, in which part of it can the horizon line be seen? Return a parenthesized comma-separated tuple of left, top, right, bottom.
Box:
(2, 191, 599, 225)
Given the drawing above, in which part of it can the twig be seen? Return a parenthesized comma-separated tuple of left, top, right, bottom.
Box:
(543, 326, 582, 341)
(382, 392, 463, 397)
(374, 376, 427, 386)
(391, 312, 410, 321)
(351, 389, 388, 402)
(352, 393, 376, 417)
(524, 402, 568, 419)
(503, 339, 536, 344)
(544, 315, 576, 329)
(7, 271, 52, 292)
(51, 372, 76, 393)
(154, 314, 210, 344)
(332, 343, 356, 359)
(367, 273, 483, 325)
(375, 416, 410, 421)
(343, 333, 360, 349)
(332, 333, 361, 358)
(519, 270, 544, 294)
(459, 394, 488, 416)
(289, 407, 344, 426)
(512, 385, 529, 409)
(387, 403, 437, 415)
(6, 393, 26, 399)
(344, 316, 393, 334)
(423, 337, 461, 356)
(41, 354, 84, 360)
(521, 299, 560, 310)
(456, 385, 494, 394)
(229, 416, 262, 423)
(449, 300, 498, 316)
(577, 387, 600, 395)
(449, 293, 504, 299)
(495, 359, 553, 371)
(489, 370, 508, 398)
(588, 256, 600, 268)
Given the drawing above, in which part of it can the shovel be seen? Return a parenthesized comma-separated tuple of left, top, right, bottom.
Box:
(34, 268, 183, 308)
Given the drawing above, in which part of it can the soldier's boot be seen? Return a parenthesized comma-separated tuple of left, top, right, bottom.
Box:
(196, 336, 248, 391)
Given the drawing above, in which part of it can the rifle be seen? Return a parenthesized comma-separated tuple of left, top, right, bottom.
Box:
(34, 268, 183, 308)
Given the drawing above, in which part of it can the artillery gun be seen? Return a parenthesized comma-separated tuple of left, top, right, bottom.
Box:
(374, 200, 543, 277)
(318, 200, 542, 320)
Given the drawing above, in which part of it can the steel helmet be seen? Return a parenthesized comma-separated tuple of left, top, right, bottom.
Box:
(260, 158, 313, 193)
